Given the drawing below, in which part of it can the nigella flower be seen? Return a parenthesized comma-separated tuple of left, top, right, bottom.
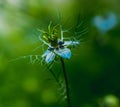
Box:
(92, 12, 118, 33)
(41, 38, 79, 63)
(38, 23, 79, 63)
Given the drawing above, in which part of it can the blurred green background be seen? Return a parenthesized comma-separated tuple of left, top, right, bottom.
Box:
(0, 0, 120, 107)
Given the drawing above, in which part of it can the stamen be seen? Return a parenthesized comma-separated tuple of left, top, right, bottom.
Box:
(39, 36, 51, 47)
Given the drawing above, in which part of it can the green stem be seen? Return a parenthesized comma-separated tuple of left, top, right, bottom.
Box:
(60, 57, 71, 107)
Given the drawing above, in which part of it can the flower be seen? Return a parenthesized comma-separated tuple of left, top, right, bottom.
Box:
(92, 12, 118, 33)
(38, 22, 79, 63)
(41, 39, 79, 63)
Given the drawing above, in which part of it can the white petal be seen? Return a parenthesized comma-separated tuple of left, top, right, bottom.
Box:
(54, 48, 71, 59)
(42, 50, 51, 58)
(64, 41, 79, 46)
(46, 52, 55, 63)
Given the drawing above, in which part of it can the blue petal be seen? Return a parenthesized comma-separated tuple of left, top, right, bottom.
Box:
(107, 13, 118, 29)
(46, 52, 55, 63)
(42, 49, 51, 58)
(54, 48, 71, 59)
(64, 41, 79, 46)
